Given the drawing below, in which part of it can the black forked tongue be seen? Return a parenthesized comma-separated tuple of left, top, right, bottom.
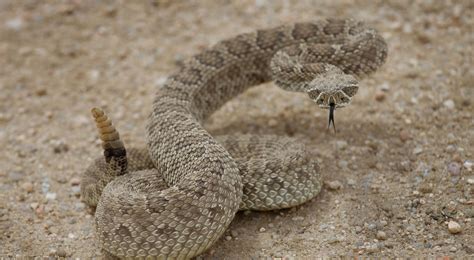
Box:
(328, 102, 336, 133)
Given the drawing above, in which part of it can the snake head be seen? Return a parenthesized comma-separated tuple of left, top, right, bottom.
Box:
(306, 74, 358, 133)
(306, 74, 359, 109)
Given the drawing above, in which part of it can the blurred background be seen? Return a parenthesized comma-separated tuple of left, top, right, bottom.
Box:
(0, 0, 472, 258)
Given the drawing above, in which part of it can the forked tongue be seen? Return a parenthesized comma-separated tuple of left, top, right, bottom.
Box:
(328, 102, 336, 133)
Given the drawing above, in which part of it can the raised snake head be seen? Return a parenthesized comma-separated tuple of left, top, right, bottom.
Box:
(306, 73, 359, 109)
(306, 70, 359, 132)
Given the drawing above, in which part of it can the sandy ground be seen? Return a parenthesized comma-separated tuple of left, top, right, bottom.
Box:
(0, 0, 473, 258)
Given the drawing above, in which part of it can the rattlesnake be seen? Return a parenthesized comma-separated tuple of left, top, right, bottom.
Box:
(81, 18, 387, 259)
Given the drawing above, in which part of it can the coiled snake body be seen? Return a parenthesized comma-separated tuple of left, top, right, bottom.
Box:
(81, 18, 387, 259)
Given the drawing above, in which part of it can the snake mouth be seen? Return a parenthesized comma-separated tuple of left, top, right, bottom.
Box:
(328, 102, 336, 133)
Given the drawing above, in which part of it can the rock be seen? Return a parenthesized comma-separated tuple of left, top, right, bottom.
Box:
(56, 248, 68, 257)
(376, 231, 387, 240)
(464, 160, 473, 171)
(30, 202, 39, 210)
(335, 140, 348, 150)
(71, 186, 81, 197)
(230, 230, 238, 237)
(447, 162, 461, 175)
(367, 223, 377, 230)
(259, 227, 266, 232)
(75, 202, 85, 211)
(36, 89, 47, 96)
(52, 140, 69, 154)
(443, 99, 455, 109)
(406, 224, 416, 233)
(379, 82, 390, 91)
(337, 160, 348, 169)
(70, 177, 81, 186)
(45, 192, 57, 201)
(447, 221, 462, 234)
(399, 130, 410, 142)
(347, 178, 356, 186)
(413, 147, 423, 155)
(154, 77, 168, 87)
(292, 216, 304, 221)
(5, 17, 24, 31)
(8, 171, 25, 182)
(88, 70, 100, 82)
(449, 246, 457, 252)
(374, 90, 386, 102)
(325, 180, 342, 190)
(418, 183, 433, 193)
(225, 236, 232, 241)
(21, 182, 34, 193)
(365, 243, 379, 253)
(467, 178, 474, 185)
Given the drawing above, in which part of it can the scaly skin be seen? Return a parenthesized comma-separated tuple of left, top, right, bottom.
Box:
(81, 18, 387, 259)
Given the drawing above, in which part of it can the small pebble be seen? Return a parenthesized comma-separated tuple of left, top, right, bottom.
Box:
(467, 178, 474, 185)
(36, 89, 47, 96)
(376, 231, 387, 240)
(8, 171, 25, 182)
(56, 248, 68, 257)
(449, 246, 457, 252)
(365, 243, 379, 253)
(230, 230, 238, 237)
(406, 224, 416, 233)
(367, 223, 377, 230)
(326, 180, 342, 190)
(335, 140, 348, 150)
(464, 161, 473, 171)
(447, 162, 461, 175)
(292, 216, 304, 221)
(337, 160, 348, 169)
(399, 130, 410, 142)
(71, 186, 81, 196)
(259, 227, 266, 232)
(347, 178, 356, 186)
(21, 182, 34, 193)
(379, 82, 390, 91)
(225, 236, 232, 241)
(418, 183, 433, 193)
(447, 220, 462, 234)
(52, 140, 69, 154)
(45, 192, 57, 201)
(154, 77, 168, 87)
(443, 99, 455, 110)
(5, 17, 24, 31)
(374, 91, 386, 102)
(70, 177, 81, 186)
(75, 202, 86, 211)
(30, 202, 39, 210)
(413, 147, 423, 155)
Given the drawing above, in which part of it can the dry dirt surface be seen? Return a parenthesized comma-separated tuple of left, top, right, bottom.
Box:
(1, 0, 473, 258)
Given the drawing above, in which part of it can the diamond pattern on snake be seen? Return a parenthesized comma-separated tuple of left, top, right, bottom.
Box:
(81, 18, 387, 259)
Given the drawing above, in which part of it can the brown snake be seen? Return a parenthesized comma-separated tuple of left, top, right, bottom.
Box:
(81, 18, 387, 258)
